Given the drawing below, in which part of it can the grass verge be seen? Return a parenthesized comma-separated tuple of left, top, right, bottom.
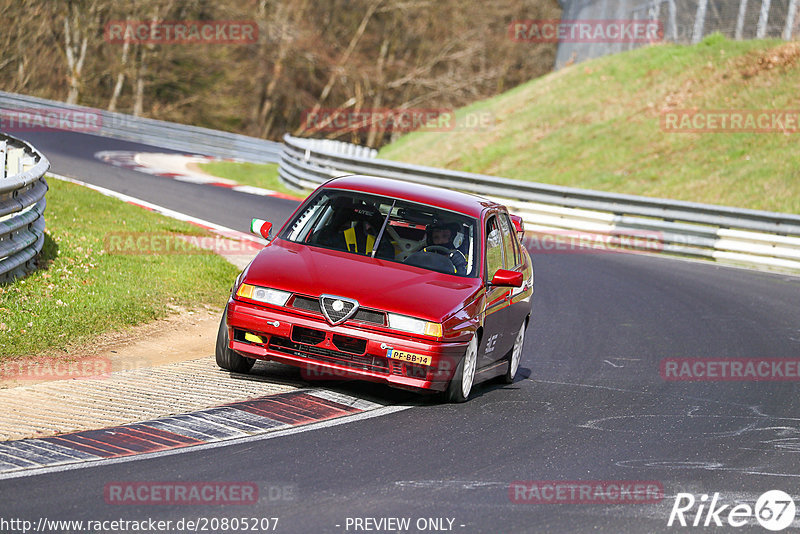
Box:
(0, 177, 239, 360)
(379, 35, 800, 214)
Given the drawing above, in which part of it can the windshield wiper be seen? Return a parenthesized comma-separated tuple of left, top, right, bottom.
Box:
(371, 199, 396, 258)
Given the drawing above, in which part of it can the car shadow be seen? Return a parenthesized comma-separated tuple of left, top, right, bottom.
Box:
(416, 365, 534, 405)
(232, 360, 420, 405)
(230, 361, 533, 407)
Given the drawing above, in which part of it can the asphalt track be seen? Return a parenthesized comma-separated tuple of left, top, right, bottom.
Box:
(2, 130, 800, 533)
(17, 131, 301, 231)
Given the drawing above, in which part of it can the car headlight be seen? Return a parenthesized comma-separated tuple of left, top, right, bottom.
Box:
(236, 283, 291, 306)
(387, 313, 443, 337)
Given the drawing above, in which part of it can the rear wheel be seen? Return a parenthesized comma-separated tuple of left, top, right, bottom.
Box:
(503, 322, 526, 384)
(444, 334, 478, 403)
(215, 309, 255, 373)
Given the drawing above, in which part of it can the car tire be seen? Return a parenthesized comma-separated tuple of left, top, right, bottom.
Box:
(215, 308, 255, 374)
(444, 334, 478, 403)
(503, 322, 526, 384)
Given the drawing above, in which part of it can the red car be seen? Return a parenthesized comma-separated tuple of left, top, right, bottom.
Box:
(216, 175, 534, 402)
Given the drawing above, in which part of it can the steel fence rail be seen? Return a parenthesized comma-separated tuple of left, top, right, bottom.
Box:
(279, 134, 800, 272)
(556, 0, 800, 68)
(0, 91, 283, 164)
(0, 133, 50, 282)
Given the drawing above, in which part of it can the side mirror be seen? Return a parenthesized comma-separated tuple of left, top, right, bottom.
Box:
(510, 214, 524, 236)
(251, 218, 273, 240)
(490, 269, 523, 287)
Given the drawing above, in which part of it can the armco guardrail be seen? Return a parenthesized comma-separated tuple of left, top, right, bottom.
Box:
(0, 133, 50, 283)
(0, 91, 282, 163)
(292, 137, 378, 160)
(280, 134, 800, 272)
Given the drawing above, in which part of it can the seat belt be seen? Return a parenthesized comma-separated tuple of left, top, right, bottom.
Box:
(344, 227, 357, 252)
(344, 226, 377, 255)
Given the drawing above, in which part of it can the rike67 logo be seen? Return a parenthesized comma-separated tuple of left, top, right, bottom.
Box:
(668, 490, 796, 531)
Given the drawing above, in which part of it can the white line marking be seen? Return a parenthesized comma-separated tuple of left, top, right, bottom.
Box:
(232, 185, 276, 196)
(96, 150, 286, 198)
(47, 172, 266, 245)
(603, 360, 623, 368)
(0, 405, 411, 480)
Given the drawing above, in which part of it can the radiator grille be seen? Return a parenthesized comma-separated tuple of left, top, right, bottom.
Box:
(291, 295, 385, 325)
(269, 337, 389, 374)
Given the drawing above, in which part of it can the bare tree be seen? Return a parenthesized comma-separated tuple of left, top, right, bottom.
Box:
(108, 20, 130, 111)
(253, 0, 311, 138)
(0, 0, 560, 144)
(294, 0, 383, 136)
(62, 1, 97, 104)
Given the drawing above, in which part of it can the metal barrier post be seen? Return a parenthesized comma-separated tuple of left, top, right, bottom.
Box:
(0, 134, 50, 283)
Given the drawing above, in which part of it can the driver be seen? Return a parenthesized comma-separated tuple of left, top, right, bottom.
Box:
(424, 222, 468, 275)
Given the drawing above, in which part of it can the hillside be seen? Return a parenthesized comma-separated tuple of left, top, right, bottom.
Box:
(379, 35, 800, 214)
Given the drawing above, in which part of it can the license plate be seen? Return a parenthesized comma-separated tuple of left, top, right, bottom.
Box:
(387, 349, 431, 366)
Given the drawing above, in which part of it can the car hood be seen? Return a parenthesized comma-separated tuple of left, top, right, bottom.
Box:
(242, 239, 482, 321)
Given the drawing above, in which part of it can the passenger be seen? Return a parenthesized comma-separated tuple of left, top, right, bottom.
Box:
(315, 198, 394, 259)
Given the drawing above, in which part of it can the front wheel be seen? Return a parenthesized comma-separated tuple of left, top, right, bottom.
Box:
(503, 322, 526, 384)
(215, 308, 255, 373)
(444, 334, 478, 403)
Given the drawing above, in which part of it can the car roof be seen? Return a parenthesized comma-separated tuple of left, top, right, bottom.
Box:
(322, 175, 501, 218)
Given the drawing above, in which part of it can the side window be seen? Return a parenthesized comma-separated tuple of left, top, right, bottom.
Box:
(485, 216, 504, 279)
(499, 214, 519, 268)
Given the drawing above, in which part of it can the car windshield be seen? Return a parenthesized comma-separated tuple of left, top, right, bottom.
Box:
(280, 189, 478, 277)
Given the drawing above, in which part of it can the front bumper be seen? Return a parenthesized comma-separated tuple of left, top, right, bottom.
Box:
(226, 299, 469, 392)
